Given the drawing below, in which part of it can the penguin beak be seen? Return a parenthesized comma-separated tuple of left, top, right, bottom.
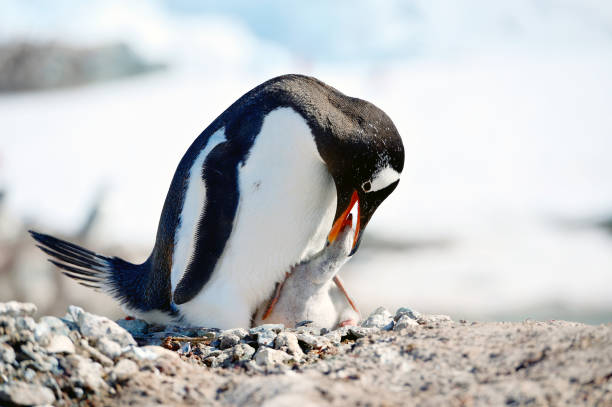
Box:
(327, 190, 360, 251)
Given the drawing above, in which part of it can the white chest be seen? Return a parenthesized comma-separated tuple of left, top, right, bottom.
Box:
(177, 107, 337, 328)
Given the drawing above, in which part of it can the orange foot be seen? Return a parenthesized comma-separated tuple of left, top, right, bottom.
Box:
(261, 272, 291, 320)
(339, 319, 358, 327)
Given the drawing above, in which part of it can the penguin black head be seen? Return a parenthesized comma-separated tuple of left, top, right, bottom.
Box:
(220, 74, 405, 256)
(314, 90, 405, 255)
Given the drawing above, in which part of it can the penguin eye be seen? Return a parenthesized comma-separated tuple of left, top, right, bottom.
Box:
(361, 181, 372, 192)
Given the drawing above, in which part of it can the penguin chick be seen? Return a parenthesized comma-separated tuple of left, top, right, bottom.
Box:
(252, 215, 360, 329)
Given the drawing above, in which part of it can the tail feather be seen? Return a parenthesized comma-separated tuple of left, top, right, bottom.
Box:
(30, 231, 112, 290)
(30, 230, 175, 319)
(30, 230, 144, 308)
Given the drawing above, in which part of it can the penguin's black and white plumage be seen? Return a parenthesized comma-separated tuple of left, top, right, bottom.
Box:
(31, 74, 404, 329)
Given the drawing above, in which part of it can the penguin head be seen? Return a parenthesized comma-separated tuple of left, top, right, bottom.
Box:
(319, 95, 405, 255)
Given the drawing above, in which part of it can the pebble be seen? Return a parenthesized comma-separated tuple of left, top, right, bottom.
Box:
(69, 305, 136, 347)
(348, 326, 379, 338)
(79, 339, 114, 367)
(296, 333, 331, 352)
(15, 316, 37, 332)
(45, 334, 75, 354)
(223, 328, 249, 339)
(218, 333, 242, 349)
(418, 314, 453, 325)
(394, 315, 419, 330)
(0, 343, 15, 364)
(116, 318, 149, 336)
(251, 325, 281, 347)
(395, 307, 421, 321)
(35, 316, 70, 341)
(133, 345, 180, 361)
(324, 326, 350, 343)
(0, 301, 37, 318)
(254, 347, 292, 366)
(250, 324, 285, 334)
(0, 382, 55, 406)
(361, 307, 394, 330)
(256, 330, 277, 347)
(232, 343, 256, 362)
(63, 354, 107, 391)
(112, 359, 139, 381)
(96, 336, 122, 360)
(275, 332, 304, 360)
(179, 342, 191, 354)
(23, 368, 36, 382)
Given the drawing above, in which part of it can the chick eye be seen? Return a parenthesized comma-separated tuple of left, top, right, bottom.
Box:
(361, 180, 372, 192)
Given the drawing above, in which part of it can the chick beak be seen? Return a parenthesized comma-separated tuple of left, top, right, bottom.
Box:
(327, 190, 360, 250)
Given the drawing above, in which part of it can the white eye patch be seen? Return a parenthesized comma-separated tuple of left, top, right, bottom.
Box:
(362, 165, 400, 193)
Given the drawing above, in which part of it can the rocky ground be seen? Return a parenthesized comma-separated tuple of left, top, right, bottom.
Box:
(0, 302, 611, 406)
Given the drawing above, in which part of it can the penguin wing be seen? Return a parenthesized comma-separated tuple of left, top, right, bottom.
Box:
(172, 139, 242, 305)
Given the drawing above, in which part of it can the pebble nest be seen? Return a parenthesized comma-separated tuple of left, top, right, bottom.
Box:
(1, 301, 611, 406)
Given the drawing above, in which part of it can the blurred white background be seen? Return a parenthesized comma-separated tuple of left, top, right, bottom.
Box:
(0, 0, 611, 323)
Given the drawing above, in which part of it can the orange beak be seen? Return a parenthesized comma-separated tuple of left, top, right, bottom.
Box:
(327, 190, 360, 250)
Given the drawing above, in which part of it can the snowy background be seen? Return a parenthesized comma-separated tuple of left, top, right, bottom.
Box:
(1, 0, 611, 323)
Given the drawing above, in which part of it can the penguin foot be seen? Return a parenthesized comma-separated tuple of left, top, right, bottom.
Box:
(338, 318, 358, 327)
(333, 275, 359, 314)
(261, 272, 290, 320)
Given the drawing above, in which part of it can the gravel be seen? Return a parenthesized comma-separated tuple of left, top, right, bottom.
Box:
(0, 301, 610, 406)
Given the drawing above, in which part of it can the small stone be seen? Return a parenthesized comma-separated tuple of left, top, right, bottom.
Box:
(23, 368, 36, 382)
(178, 342, 191, 354)
(195, 328, 221, 339)
(324, 327, 350, 343)
(116, 318, 149, 336)
(254, 347, 291, 366)
(296, 333, 331, 352)
(15, 316, 37, 332)
(232, 343, 256, 362)
(79, 339, 114, 367)
(348, 326, 378, 339)
(250, 324, 284, 334)
(112, 359, 139, 381)
(218, 333, 241, 349)
(45, 334, 75, 354)
(20, 342, 59, 372)
(68, 305, 136, 347)
(0, 343, 15, 364)
(395, 307, 421, 321)
(96, 337, 122, 360)
(124, 345, 159, 361)
(295, 325, 324, 336)
(418, 314, 453, 325)
(0, 301, 37, 317)
(127, 345, 179, 361)
(275, 332, 304, 360)
(35, 316, 70, 341)
(195, 345, 215, 359)
(63, 354, 106, 391)
(225, 327, 249, 338)
(0, 382, 55, 406)
(208, 351, 232, 368)
(73, 387, 84, 399)
(394, 315, 419, 330)
(249, 326, 280, 348)
(361, 307, 394, 330)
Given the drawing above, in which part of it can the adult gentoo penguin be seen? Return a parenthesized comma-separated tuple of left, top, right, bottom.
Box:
(31, 74, 404, 329)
